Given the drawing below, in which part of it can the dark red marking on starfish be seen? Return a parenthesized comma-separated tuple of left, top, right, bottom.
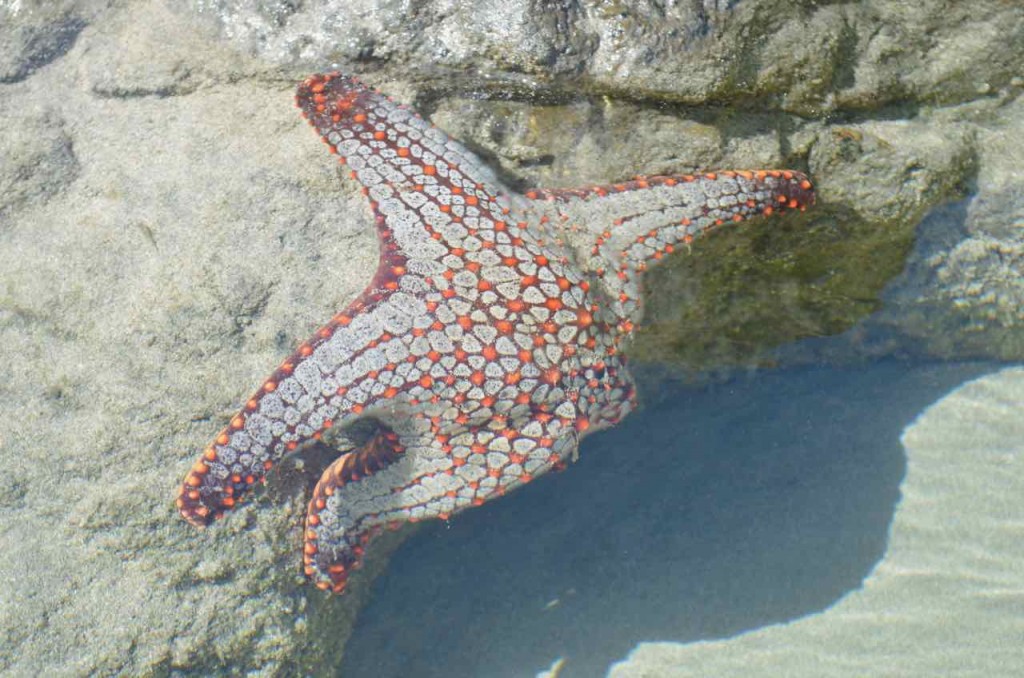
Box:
(177, 72, 815, 593)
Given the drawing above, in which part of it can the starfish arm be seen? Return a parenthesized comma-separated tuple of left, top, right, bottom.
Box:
(304, 421, 574, 593)
(302, 426, 406, 592)
(177, 293, 441, 526)
(295, 72, 525, 275)
(529, 170, 815, 326)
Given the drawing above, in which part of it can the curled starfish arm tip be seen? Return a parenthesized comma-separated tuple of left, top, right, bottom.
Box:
(302, 423, 574, 594)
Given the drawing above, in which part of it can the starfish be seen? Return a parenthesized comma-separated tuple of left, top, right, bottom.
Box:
(177, 72, 815, 593)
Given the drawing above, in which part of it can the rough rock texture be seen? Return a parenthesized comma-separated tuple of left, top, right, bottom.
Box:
(1, 3, 387, 674)
(776, 95, 1024, 367)
(0, 0, 92, 84)
(609, 367, 1024, 678)
(864, 97, 1024, 361)
(0, 0, 1021, 675)
(0, 103, 79, 216)
(189, 0, 1024, 114)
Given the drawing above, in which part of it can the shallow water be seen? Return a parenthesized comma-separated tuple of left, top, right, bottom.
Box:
(341, 359, 998, 677)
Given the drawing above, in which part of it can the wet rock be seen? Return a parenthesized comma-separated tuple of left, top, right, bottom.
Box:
(0, 0, 90, 83)
(808, 120, 976, 225)
(430, 97, 725, 188)
(866, 96, 1024, 361)
(187, 0, 1024, 114)
(833, 2, 1024, 111)
(76, 1, 259, 98)
(0, 5, 378, 675)
(0, 106, 79, 216)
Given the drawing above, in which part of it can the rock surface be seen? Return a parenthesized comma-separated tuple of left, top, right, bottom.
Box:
(0, 0, 90, 84)
(0, 0, 1021, 675)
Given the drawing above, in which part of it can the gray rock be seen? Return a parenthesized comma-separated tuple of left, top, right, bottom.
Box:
(1, 2, 381, 674)
(833, 2, 1024, 111)
(807, 119, 976, 225)
(0, 105, 78, 216)
(188, 0, 1024, 113)
(0, 0, 91, 84)
(869, 96, 1024, 360)
(777, 95, 1024, 365)
(77, 1, 256, 97)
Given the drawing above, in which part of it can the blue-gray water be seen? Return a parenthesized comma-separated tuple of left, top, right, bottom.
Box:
(341, 360, 996, 677)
